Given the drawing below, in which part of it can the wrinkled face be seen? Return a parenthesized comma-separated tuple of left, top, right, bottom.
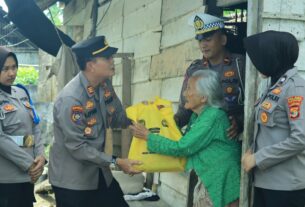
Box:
(198, 32, 227, 60)
(183, 77, 205, 111)
(89, 56, 115, 79)
(0, 56, 18, 86)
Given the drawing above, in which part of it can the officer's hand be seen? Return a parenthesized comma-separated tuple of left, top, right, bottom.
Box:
(242, 149, 256, 173)
(129, 122, 149, 140)
(227, 116, 239, 139)
(116, 158, 142, 176)
(28, 156, 45, 183)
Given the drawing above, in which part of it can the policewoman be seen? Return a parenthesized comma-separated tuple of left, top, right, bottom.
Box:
(49, 36, 141, 207)
(242, 31, 305, 207)
(175, 13, 245, 138)
(0, 47, 45, 207)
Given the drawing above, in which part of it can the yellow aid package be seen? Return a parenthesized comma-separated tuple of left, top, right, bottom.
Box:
(127, 97, 186, 172)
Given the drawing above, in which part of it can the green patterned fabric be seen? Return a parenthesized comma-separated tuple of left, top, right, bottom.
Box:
(147, 106, 241, 207)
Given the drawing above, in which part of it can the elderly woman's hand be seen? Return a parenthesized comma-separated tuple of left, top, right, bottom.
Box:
(129, 122, 150, 140)
(242, 149, 256, 172)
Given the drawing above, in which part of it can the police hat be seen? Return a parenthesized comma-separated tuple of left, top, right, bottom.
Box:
(188, 13, 225, 41)
(72, 36, 118, 59)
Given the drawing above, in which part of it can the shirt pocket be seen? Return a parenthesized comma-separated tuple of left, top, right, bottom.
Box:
(257, 101, 277, 127)
(1, 106, 21, 130)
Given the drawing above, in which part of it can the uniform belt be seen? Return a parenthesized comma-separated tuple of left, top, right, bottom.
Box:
(9, 135, 34, 148)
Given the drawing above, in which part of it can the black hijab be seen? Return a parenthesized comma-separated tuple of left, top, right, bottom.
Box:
(0, 47, 19, 94)
(243, 30, 299, 84)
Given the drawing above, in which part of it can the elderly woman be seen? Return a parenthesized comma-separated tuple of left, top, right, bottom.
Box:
(242, 31, 305, 207)
(0, 47, 45, 207)
(131, 69, 241, 207)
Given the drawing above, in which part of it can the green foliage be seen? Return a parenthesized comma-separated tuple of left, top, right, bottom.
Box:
(15, 66, 39, 85)
(44, 3, 63, 26)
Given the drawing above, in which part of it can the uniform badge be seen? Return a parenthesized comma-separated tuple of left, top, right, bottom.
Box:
(224, 70, 235, 77)
(71, 106, 83, 125)
(287, 96, 303, 120)
(104, 89, 111, 98)
(261, 101, 272, 110)
(84, 127, 93, 136)
(87, 86, 95, 95)
(194, 15, 204, 30)
(272, 87, 282, 95)
(260, 111, 268, 124)
(86, 100, 94, 110)
(278, 75, 287, 85)
(87, 117, 97, 126)
(24, 101, 32, 109)
(23, 135, 34, 148)
(3, 104, 15, 112)
(225, 86, 233, 94)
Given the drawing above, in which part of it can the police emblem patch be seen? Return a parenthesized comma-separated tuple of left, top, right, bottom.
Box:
(272, 87, 282, 95)
(260, 111, 268, 124)
(87, 117, 97, 126)
(71, 106, 83, 125)
(225, 86, 233, 94)
(287, 96, 303, 120)
(224, 70, 235, 77)
(3, 104, 15, 112)
(194, 15, 204, 30)
(86, 100, 94, 110)
(84, 127, 93, 136)
(261, 101, 272, 110)
(87, 86, 95, 95)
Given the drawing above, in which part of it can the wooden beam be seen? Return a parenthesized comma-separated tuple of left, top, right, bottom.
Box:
(217, 0, 247, 7)
(35, 0, 57, 10)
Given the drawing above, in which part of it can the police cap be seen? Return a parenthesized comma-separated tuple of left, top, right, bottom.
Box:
(72, 36, 118, 59)
(188, 13, 225, 41)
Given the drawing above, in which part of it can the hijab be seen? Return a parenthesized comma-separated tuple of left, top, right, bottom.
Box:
(243, 30, 299, 85)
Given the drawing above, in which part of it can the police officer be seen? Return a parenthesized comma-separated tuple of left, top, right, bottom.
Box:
(175, 13, 245, 138)
(242, 31, 305, 207)
(49, 36, 141, 207)
(0, 47, 45, 207)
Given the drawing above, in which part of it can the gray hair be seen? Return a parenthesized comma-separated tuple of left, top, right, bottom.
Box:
(191, 70, 225, 109)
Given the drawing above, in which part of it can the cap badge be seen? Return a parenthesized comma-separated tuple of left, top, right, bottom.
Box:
(194, 15, 204, 30)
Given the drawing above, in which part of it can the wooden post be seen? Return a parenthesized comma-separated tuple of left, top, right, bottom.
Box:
(117, 53, 133, 158)
(239, 1, 262, 206)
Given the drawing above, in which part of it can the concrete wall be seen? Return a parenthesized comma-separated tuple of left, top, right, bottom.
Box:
(15, 51, 39, 67)
(261, 0, 305, 75)
(62, 0, 205, 205)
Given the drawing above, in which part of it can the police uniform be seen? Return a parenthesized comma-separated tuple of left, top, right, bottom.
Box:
(0, 47, 44, 207)
(253, 68, 305, 193)
(175, 13, 245, 130)
(49, 36, 130, 207)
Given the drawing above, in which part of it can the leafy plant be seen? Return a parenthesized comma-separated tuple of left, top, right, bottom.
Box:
(15, 66, 39, 85)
